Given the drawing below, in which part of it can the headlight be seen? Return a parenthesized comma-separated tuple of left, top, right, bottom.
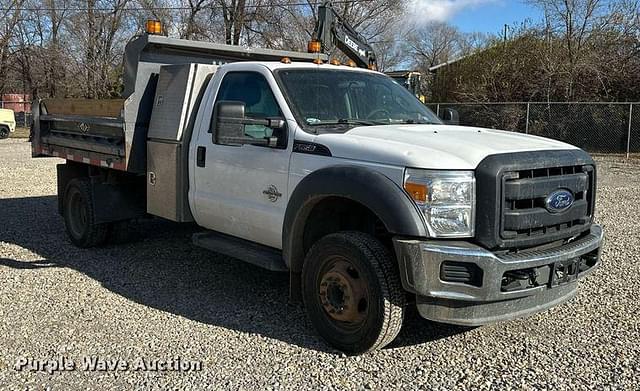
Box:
(404, 169, 475, 237)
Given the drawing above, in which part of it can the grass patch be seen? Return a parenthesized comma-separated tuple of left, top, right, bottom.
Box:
(10, 127, 30, 138)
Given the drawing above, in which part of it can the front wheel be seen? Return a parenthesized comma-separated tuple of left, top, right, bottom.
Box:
(0, 126, 9, 139)
(302, 231, 406, 354)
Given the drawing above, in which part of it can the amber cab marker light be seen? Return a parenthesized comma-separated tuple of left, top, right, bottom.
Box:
(307, 40, 322, 53)
(313, 58, 324, 65)
(146, 20, 162, 34)
(280, 57, 292, 64)
(330, 58, 341, 66)
(404, 182, 428, 203)
(368, 64, 377, 71)
(346, 60, 357, 68)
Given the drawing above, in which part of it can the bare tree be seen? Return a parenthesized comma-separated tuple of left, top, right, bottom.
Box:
(406, 22, 463, 69)
(242, 0, 404, 57)
(15, 0, 70, 97)
(180, 0, 210, 39)
(0, 0, 24, 94)
(217, 0, 248, 45)
(428, 0, 640, 102)
(529, 0, 606, 98)
(8, 0, 636, 104)
(64, 0, 134, 98)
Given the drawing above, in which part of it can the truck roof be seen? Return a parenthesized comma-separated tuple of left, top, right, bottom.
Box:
(123, 33, 328, 98)
(219, 61, 381, 74)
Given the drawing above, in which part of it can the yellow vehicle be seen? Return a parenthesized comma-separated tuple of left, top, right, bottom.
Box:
(0, 108, 16, 139)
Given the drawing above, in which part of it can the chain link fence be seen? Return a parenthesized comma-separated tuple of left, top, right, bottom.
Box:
(0, 101, 32, 129)
(427, 102, 639, 158)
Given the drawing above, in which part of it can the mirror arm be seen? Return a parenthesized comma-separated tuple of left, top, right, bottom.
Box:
(218, 116, 285, 129)
(266, 118, 286, 129)
(266, 136, 278, 147)
(216, 136, 278, 147)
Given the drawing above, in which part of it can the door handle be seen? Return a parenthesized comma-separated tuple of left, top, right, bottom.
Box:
(197, 146, 206, 167)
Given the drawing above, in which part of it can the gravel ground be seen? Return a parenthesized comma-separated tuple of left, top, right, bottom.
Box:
(1, 138, 639, 390)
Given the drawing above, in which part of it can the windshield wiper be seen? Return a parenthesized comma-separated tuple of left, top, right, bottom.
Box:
(387, 118, 437, 125)
(307, 118, 379, 126)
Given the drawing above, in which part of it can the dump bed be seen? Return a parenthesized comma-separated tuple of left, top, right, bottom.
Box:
(32, 99, 129, 170)
(31, 33, 326, 173)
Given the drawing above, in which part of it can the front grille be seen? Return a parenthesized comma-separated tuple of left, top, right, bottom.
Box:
(500, 165, 594, 248)
(474, 150, 596, 251)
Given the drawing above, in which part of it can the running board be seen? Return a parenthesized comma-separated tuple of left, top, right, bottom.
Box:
(192, 231, 288, 272)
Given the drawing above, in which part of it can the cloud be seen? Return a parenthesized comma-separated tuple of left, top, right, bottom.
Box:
(406, 0, 499, 24)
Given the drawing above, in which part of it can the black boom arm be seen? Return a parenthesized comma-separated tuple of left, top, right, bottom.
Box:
(313, 1, 377, 69)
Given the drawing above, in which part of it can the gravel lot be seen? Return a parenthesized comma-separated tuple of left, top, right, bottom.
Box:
(1, 138, 639, 390)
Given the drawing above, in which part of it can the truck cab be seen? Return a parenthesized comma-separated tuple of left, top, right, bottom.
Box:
(31, 32, 603, 354)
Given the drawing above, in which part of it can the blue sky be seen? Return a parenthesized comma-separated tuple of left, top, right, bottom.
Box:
(407, 0, 544, 35)
(452, 1, 543, 34)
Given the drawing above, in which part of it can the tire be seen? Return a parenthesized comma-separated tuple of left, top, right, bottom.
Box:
(301, 231, 406, 354)
(63, 178, 109, 248)
(0, 126, 9, 139)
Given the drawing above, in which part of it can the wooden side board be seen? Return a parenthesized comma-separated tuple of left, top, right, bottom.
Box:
(42, 99, 125, 118)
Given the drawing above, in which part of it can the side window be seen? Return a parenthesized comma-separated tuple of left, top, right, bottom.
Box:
(214, 72, 283, 141)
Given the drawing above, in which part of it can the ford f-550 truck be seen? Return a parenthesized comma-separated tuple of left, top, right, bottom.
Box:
(31, 30, 603, 354)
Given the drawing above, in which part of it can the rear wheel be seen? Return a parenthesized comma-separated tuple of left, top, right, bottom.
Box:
(302, 231, 406, 354)
(0, 126, 9, 139)
(63, 178, 108, 248)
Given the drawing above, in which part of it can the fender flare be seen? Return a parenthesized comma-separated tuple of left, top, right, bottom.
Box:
(282, 165, 427, 272)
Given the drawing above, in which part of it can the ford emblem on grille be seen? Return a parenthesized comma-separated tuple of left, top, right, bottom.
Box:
(545, 189, 574, 213)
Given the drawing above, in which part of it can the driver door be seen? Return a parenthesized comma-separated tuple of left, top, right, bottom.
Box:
(191, 69, 291, 249)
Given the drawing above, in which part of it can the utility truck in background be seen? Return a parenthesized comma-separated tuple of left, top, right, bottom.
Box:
(31, 19, 603, 354)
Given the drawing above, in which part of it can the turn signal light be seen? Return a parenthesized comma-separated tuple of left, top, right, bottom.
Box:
(404, 182, 428, 203)
(145, 20, 162, 35)
(308, 40, 322, 53)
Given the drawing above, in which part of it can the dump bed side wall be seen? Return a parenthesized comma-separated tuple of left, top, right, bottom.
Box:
(32, 99, 128, 171)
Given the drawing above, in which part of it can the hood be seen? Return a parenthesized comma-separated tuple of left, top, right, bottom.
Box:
(313, 124, 579, 170)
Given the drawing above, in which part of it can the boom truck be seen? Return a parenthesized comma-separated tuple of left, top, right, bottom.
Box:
(31, 18, 603, 354)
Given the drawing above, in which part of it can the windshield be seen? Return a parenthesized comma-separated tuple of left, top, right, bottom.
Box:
(275, 69, 441, 132)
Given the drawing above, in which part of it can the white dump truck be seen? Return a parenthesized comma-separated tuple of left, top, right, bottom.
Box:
(31, 27, 603, 354)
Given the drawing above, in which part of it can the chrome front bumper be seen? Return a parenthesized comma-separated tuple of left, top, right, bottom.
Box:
(393, 224, 603, 326)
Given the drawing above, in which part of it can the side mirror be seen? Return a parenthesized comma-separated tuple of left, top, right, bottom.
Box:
(212, 100, 285, 147)
(440, 108, 459, 125)
(213, 101, 245, 145)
